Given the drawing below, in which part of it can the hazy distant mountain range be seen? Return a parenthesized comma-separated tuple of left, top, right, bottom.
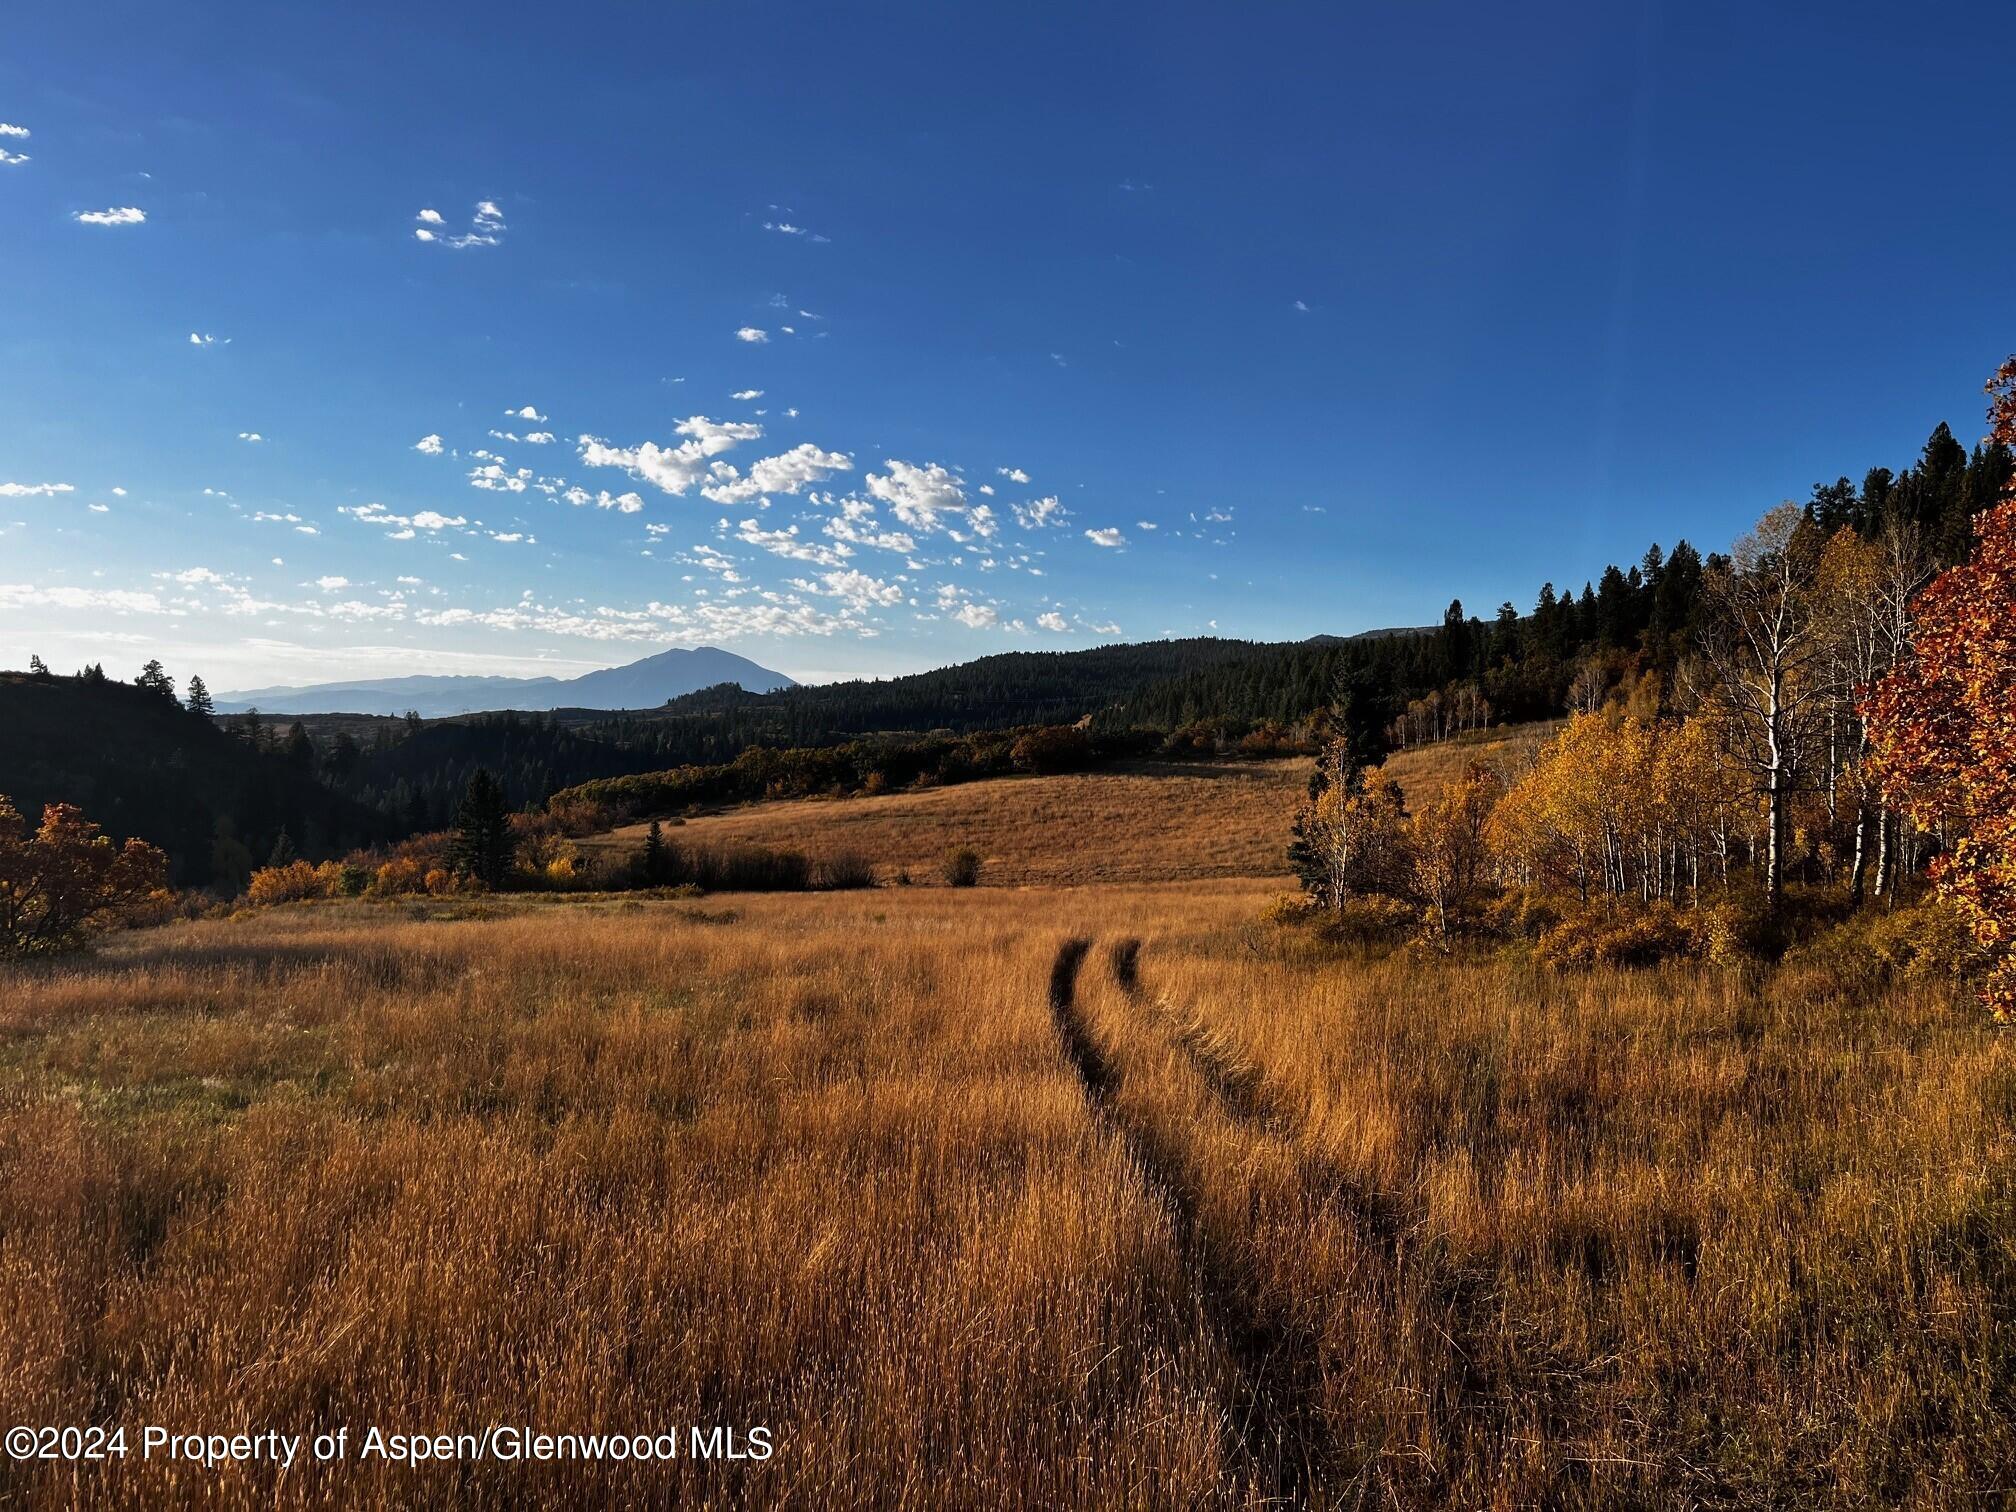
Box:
(217, 646, 796, 718)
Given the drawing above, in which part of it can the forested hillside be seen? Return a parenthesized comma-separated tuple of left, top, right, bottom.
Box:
(0, 671, 389, 885)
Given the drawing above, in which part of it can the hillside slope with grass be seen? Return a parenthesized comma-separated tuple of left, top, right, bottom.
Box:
(577, 722, 1555, 888)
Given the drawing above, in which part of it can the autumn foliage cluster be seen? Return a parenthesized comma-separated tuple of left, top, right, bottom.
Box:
(0, 796, 167, 957)
(1289, 358, 2016, 1012)
(1864, 357, 2016, 1017)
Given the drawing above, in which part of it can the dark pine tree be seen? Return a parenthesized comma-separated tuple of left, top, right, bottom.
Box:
(184, 674, 215, 720)
(641, 819, 672, 884)
(134, 659, 175, 700)
(449, 768, 515, 889)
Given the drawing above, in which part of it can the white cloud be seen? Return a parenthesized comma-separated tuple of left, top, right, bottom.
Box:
(700, 443, 852, 505)
(509, 405, 546, 422)
(762, 221, 830, 242)
(1136, 520, 1159, 530)
(0, 124, 27, 137)
(313, 576, 350, 591)
(1037, 611, 1068, 632)
(111, 487, 127, 497)
(865, 459, 971, 533)
(0, 482, 75, 497)
(1013, 495, 1068, 529)
(997, 467, 1031, 484)
(1294, 299, 1310, 313)
(414, 434, 444, 455)
(1085, 527, 1127, 548)
(0, 151, 26, 167)
(74, 207, 146, 227)
(523, 431, 554, 444)
(735, 327, 769, 344)
(415, 199, 504, 249)
(238, 431, 263, 443)
(188, 332, 229, 347)
(577, 416, 764, 496)
(821, 497, 916, 555)
(469, 462, 532, 492)
(953, 603, 999, 629)
(342, 502, 465, 534)
(0, 584, 163, 613)
(797, 568, 904, 613)
(731, 389, 764, 401)
(735, 519, 849, 566)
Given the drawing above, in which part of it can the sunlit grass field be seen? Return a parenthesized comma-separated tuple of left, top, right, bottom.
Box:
(3, 872, 2011, 1508)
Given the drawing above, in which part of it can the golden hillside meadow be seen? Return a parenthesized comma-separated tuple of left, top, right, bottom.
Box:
(576, 730, 1547, 890)
(4, 745, 2014, 1508)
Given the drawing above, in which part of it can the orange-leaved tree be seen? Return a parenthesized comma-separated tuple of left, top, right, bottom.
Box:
(0, 796, 169, 957)
(1865, 356, 2016, 1018)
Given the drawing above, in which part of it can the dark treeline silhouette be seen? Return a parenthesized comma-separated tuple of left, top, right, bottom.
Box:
(0, 671, 390, 887)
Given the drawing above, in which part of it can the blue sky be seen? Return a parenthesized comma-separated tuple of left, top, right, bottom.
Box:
(3, 0, 2012, 691)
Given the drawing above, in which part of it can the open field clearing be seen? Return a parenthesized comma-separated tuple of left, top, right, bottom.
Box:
(3, 882, 2012, 1507)
(578, 727, 1550, 890)
(586, 758, 1315, 886)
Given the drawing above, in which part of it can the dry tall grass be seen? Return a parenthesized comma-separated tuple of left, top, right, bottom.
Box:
(3, 843, 2010, 1503)
(586, 758, 1314, 885)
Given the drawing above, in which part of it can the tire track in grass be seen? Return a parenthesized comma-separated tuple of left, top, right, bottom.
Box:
(1047, 936, 1322, 1508)
(1109, 937, 1413, 1254)
(1111, 938, 1533, 1505)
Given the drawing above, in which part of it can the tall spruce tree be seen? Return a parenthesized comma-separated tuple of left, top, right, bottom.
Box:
(184, 674, 214, 719)
(449, 768, 515, 889)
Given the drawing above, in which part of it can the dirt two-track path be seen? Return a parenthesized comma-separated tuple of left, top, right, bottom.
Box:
(1046, 936, 1334, 1508)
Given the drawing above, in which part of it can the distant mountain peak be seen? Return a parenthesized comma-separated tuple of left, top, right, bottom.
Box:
(216, 646, 795, 718)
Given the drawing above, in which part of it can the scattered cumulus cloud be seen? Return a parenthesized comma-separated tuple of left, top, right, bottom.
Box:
(74, 207, 145, 227)
(735, 327, 769, 344)
(700, 443, 852, 505)
(577, 416, 764, 496)
(997, 467, 1030, 484)
(865, 460, 970, 534)
(731, 389, 763, 401)
(735, 519, 849, 567)
(188, 332, 228, 347)
(414, 200, 504, 248)
(1085, 527, 1127, 548)
(238, 431, 263, 443)
(1013, 496, 1068, 530)
(1037, 611, 1068, 632)
(413, 434, 444, 455)
(0, 482, 74, 497)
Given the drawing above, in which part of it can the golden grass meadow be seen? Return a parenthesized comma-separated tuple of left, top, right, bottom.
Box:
(3, 746, 2013, 1507)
